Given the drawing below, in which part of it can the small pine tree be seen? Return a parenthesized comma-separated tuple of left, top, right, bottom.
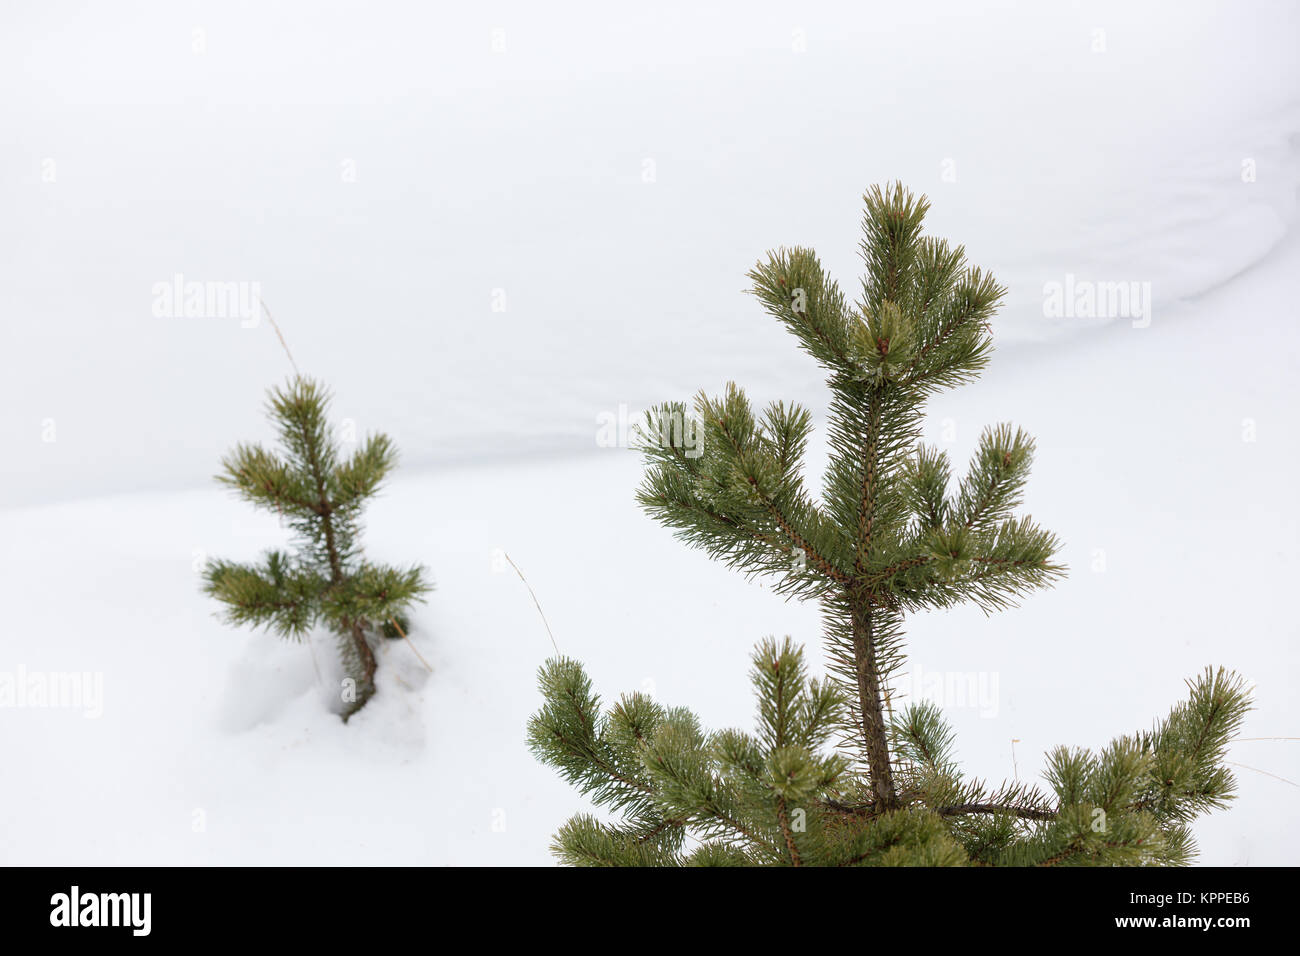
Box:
(203, 376, 431, 718)
(529, 184, 1251, 865)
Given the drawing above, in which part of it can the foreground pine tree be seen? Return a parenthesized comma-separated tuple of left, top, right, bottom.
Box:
(203, 376, 430, 718)
(529, 184, 1250, 865)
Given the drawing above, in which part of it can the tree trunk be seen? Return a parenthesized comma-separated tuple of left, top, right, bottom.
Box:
(850, 598, 898, 810)
(351, 620, 377, 693)
(298, 406, 380, 719)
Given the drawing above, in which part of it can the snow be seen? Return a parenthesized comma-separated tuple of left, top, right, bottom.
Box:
(1, 1, 1297, 865)
(4, 1, 1298, 507)
(3, 228, 1298, 865)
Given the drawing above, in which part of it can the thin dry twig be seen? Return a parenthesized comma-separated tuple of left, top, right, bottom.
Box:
(387, 616, 434, 673)
(505, 552, 560, 654)
(1227, 761, 1300, 789)
(257, 296, 300, 375)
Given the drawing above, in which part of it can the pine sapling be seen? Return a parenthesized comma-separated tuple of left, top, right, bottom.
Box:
(203, 376, 431, 719)
(529, 184, 1250, 865)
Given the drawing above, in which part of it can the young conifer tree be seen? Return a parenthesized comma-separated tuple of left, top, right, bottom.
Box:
(203, 376, 430, 719)
(528, 184, 1250, 865)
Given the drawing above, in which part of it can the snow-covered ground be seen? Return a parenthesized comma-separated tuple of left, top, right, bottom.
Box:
(2, 1, 1298, 866)
(3, 227, 1298, 865)
(4, 1, 1298, 506)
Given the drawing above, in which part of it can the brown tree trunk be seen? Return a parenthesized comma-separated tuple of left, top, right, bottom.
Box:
(298, 408, 379, 718)
(850, 598, 898, 811)
(350, 620, 377, 694)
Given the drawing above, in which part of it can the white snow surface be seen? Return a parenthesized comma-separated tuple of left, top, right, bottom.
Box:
(1, 1, 1298, 865)
(3, 0, 1298, 506)
(4, 229, 1299, 865)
